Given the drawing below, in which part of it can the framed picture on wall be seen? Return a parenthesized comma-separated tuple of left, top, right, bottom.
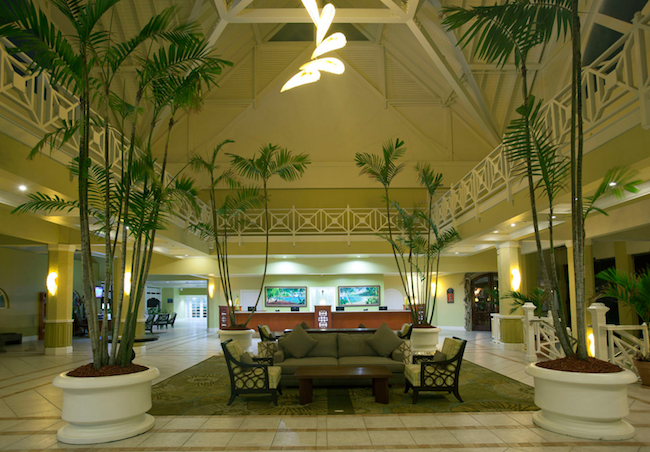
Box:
(0, 288, 8, 309)
(338, 285, 380, 306)
(265, 287, 307, 307)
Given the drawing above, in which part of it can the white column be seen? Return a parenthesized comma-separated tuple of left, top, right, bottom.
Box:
(587, 302, 610, 361)
(522, 302, 537, 363)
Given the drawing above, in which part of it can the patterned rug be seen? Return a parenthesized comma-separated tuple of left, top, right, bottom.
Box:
(149, 357, 537, 416)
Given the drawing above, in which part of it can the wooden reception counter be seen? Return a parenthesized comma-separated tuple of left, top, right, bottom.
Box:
(231, 308, 411, 331)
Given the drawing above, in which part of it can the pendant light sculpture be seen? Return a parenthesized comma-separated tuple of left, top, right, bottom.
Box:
(281, 0, 347, 92)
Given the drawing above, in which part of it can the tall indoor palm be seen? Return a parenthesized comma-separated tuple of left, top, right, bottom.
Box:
(3, 0, 229, 368)
(189, 140, 264, 328)
(442, 0, 639, 359)
(229, 145, 311, 326)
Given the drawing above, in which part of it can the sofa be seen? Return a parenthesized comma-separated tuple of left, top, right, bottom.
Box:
(273, 328, 412, 386)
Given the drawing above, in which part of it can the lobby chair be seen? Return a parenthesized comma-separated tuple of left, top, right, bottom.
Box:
(222, 339, 282, 406)
(397, 323, 413, 340)
(404, 336, 467, 404)
(258, 324, 277, 341)
(145, 315, 155, 334)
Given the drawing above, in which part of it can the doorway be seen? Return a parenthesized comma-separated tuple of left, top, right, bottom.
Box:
(187, 296, 208, 320)
(471, 273, 499, 331)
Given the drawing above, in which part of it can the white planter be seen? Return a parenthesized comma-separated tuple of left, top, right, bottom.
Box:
(410, 327, 441, 352)
(526, 362, 638, 440)
(218, 328, 253, 350)
(53, 366, 160, 445)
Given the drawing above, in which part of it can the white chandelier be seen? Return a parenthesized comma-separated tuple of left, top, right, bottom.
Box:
(281, 0, 347, 92)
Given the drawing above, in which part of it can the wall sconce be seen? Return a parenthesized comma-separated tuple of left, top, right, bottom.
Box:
(510, 268, 521, 291)
(588, 332, 595, 357)
(208, 284, 215, 298)
(46, 272, 58, 296)
(430, 282, 436, 294)
(124, 272, 131, 295)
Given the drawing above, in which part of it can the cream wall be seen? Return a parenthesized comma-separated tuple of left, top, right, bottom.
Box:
(0, 248, 46, 337)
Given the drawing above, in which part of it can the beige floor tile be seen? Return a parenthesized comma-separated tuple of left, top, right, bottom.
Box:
(471, 413, 522, 426)
(399, 414, 444, 428)
(326, 430, 372, 446)
(139, 431, 193, 448)
(569, 447, 642, 452)
(202, 416, 245, 429)
(450, 428, 505, 445)
(527, 427, 593, 443)
(279, 416, 318, 430)
(368, 429, 416, 445)
(326, 415, 366, 429)
(506, 412, 536, 425)
(409, 429, 460, 446)
(152, 416, 173, 430)
(0, 420, 24, 432)
(490, 427, 547, 443)
(239, 416, 281, 430)
(363, 415, 405, 428)
(435, 414, 482, 427)
(272, 431, 317, 447)
(632, 427, 650, 441)
(439, 448, 507, 452)
(3, 433, 57, 450)
(227, 431, 276, 447)
(183, 431, 235, 447)
(316, 430, 327, 447)
(4, 418, 60, 432)
(0, 434, 26, 450)
(162, 416, 208, 430)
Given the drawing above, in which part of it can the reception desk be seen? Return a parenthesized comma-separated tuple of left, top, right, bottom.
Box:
(231, 308, 411, 331)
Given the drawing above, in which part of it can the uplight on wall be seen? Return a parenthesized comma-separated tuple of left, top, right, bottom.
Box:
(431, 282, 436, 294)
(46, 272, 58, 296)
(588, 332, 595, 357)
(208, 284, 215, 298)
(124, 272, 131, 296)
(510, 268, 521, 291)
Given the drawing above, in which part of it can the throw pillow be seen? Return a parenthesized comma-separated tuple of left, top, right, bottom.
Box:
(366, 323, 404, 357)
(282, 324, 317, 358)
(240, 352, 254, 364)
(300, 321, 310, 330)
(358, 323, 367, 328)
(432, 350, 447, 362)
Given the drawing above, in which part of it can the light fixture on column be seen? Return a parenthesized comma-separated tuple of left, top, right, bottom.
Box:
(281, 0, 347, 92)
(208, 284, 215, 298)
(46, 272, 58, 296)
(124, 272, 131, 295)
(510, 268, 521, 291)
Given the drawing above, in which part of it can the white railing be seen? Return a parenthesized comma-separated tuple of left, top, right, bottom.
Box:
(588, 302, 649, 376)
(0, 40, 421, 240)
(522, 302, 576, 363)
(432, 11, 650, 229)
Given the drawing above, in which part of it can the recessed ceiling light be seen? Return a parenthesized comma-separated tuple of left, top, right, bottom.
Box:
(552, 215, 557, 219)
(455, 252, 459, 255)
(357, 255, 361, 258)
(283, 255, 287, 259)
(510, 223, 516, 227)
(18, 185, 27, 191)
(493, 230, 499, 234)
(609, 181, 617, 186)
(184, 254, 188, 257)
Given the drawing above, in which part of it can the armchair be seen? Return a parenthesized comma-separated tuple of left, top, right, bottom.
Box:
(397, 323, 413, 340)
(258, 324, 277, 341)
(404, 336, 467, 404)
(221, 339, 282, 406)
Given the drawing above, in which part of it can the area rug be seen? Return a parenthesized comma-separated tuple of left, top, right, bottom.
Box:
(149, 357, 537, 416)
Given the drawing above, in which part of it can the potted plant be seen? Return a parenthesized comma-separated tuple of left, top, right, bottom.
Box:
(355, 141, 460, 350)
(442, 0, 641, 439)
(596, 268, 650, 386)
(190, 143, 310, 348)
(3, 0, 229, 444)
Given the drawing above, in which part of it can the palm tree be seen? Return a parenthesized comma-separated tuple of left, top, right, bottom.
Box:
(228, 145, 311, 326)
(442, 0, 640, 359)
(3, 0, 229, 368)
(596, 268, 650, 327)
(189, 140, 264, 328)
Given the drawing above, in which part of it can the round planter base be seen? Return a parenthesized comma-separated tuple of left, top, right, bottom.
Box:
(218, 329, 253, 350)
(57, 413, 154, 445)
(410, 327, 441, 352)
(532, 410, 635, 441)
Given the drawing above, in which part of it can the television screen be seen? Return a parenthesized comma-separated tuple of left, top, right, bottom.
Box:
(94, 286, 103, 298)
(265, 287, 307, 307)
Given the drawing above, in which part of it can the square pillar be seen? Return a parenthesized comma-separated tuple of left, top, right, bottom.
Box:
(114, 255, 146, 354)
(207, 276, 219, 330)
(496, 242, 524, 349)
(45, 244, 76, 355)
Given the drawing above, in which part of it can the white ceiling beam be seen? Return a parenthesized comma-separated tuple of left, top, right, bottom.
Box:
(377, 0, 407, 19)
(206, 19, 228, 47)
(406, 19, 501, 146)
(406, 0, 421, 19)
(594, 12, 632, 34)
(469, 63, 541, 71)
(189, 0, 205, 22)
(212, 0, 228, 19)
(228, 9, 406, 24)
(227, 0, 257, 20)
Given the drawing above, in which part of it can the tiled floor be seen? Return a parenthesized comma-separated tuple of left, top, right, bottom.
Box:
(0, 321, 649, 451)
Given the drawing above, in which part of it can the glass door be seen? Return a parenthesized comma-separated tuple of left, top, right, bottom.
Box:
(471, 273, 499, 331)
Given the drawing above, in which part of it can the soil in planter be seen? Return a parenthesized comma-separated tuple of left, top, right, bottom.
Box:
(67, 363, 148, 377)
(220, 326, 252, 330)
(537, 356, 623, 373)
(413, 324, 437, 328)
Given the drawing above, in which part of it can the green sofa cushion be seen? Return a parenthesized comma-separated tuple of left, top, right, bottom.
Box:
(366, 323, 403, 357)
(305, 332, 339, 358)
(277, 357, 338, 374)
(281, 324, 317, 358)
(338, 356, 405, 373)
(338, 333, 378, 357)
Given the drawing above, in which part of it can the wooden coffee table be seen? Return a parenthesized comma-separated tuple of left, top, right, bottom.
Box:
(295, 365, 392, 405)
